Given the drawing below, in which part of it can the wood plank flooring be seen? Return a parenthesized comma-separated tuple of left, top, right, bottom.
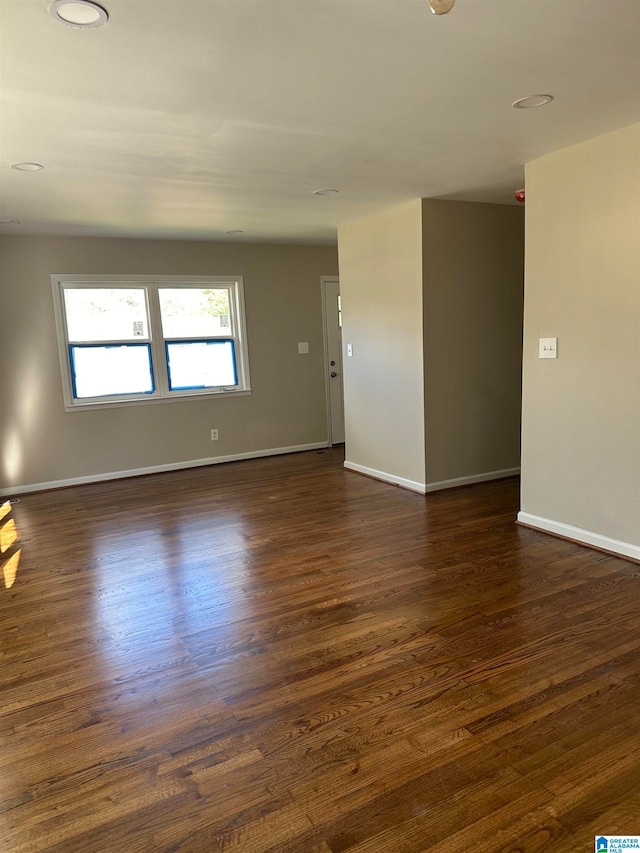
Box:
(1, 447, 639, 852)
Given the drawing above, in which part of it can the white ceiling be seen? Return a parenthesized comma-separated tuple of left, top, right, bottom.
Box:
(1, 0, 639, 244)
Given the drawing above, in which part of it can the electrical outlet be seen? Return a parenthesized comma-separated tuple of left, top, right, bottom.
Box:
(211, 429, 219, 441)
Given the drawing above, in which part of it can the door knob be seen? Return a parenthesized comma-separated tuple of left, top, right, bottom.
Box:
(330, 371, 338, 378)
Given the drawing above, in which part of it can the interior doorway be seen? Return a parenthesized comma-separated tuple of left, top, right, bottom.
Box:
(321, 276, 345, 445)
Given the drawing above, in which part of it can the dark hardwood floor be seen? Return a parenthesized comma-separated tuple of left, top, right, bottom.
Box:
(1, 447, 639, 852)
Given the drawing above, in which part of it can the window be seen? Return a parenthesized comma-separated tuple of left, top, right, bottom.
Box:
(52, 275, 251, 409)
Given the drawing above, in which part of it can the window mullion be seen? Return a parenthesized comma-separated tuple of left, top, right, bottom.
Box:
(147, 284, 168, 396)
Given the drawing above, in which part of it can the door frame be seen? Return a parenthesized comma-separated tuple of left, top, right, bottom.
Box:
(321, 275, 341, 446)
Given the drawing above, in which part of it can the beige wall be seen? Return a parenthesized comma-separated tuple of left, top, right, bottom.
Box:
(338, 200, 426, 489)
(0, 235, 337, 491)
(422, 200, 524, 485)
(520, 123, 640, 548)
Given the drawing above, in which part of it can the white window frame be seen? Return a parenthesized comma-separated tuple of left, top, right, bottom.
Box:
(51, 274, 252, 411)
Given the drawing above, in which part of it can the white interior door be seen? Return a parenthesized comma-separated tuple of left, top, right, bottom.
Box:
(322, 277, 345, 445)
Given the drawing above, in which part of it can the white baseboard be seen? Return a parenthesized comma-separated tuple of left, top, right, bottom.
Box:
(517, 511, 640, 563)
(343, 461, 426, 494)
(426, 467, 520, 493)
(343, 462, 521, 496)
(0, 442, 330, 497)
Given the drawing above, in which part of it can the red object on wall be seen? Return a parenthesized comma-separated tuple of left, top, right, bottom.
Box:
(515, 189, 525, 203)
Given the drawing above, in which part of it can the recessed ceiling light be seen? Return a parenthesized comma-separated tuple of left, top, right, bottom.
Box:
(0, 220, 22, 225)
(428, 0, 456, 14)
(313, 189, 339, 196)
(49, 0, 109, 28)
(11, 162, 45, 171)
(512, 95, 554, 110)
(225, 230, 244, 235)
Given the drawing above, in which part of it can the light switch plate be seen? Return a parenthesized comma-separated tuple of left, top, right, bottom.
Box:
(298, 341, 309, 354)
(347, 343, 353, 357)
(539, 337, 558, 359)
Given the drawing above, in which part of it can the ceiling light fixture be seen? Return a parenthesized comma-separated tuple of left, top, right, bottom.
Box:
(313, 189, 339, 196)
(225, 230, 244, 235)
(512, 94, 554, 110)
(11, 162, 45, 171)
(49, 0, 109, 28)
(428, 0, 456, 14)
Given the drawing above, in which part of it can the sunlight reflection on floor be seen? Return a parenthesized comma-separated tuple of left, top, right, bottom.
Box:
(91, 512, 253, 675)
(0, 502, 21, 589)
